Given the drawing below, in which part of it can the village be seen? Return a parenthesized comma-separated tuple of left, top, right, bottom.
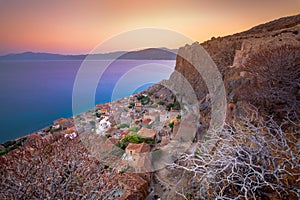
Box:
(49, 91, 184, 172)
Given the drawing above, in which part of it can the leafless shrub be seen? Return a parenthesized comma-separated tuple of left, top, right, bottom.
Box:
(240, 44, 300, 118)
(168, 111, 300, 199)
(0, 136, 123, 199)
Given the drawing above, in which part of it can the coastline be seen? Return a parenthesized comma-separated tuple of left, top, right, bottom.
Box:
(0, 59, 175, 143)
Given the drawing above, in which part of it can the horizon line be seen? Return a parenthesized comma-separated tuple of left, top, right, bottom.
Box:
(0, 46, 180, 57)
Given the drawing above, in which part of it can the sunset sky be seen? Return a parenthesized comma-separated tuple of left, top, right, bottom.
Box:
(0, 0, 299, 55)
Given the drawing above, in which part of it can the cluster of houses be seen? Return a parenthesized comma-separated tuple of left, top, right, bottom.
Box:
(52, 117, 77, 139)
(112, 94, 181, 130)
(103, 93, 182, 171)
(51, 92, 183, 171)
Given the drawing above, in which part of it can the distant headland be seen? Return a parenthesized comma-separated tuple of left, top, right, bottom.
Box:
(0, 48, 178, 60)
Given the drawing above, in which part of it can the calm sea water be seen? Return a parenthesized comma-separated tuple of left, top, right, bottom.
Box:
(0, 60, 175, 142)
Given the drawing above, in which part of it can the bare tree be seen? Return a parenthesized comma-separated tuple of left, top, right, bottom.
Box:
(164, 110, 300, 199)
(0, 136, 124, 200)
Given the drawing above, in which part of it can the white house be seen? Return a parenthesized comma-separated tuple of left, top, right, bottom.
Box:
(64, 132, 77, 140)
(52, 124, 60, 130)
(96, 117, 111, 135)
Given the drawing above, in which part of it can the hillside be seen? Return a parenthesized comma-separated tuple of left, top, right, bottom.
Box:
(148, 14, 300, 199)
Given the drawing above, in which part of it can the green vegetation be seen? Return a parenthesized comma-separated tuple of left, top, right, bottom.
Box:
(127, 126, 139, 133)
(120, 134, 147, 144)
(0, 138, 26, 156)
(165, 100, 181, 111)
(0, 149, 8, 155)
(137, 95, 150, 105)
(166, 103, 173, 111)
(173, 101, 181, 110)
(147, 140, 154, 145)
(118, 123, 129, 129)
(89, 121, 96, 126)
(128, 102, 135, 108)
(95, 112, 102, 118)
(50, 125, 62, 133)
(117, 133, 154, 150)
(169, 121, 174, 129)
(146, 124, 152, 129)
(116, 142, 125, 149)
(158, 101, 165, 105)
(185, 192, 192, 200)
(104, 134, 111, 138)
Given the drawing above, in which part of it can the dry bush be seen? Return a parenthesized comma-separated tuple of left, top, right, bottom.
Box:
(0, 136, 123, 200)
(240, 44, 300, 118)
(168, 110, 300, 199)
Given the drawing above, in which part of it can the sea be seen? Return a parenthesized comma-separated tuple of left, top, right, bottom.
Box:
(0, 60, 175, 143)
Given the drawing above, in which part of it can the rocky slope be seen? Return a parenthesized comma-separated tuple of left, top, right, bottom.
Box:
(149, 14, 300, 199)
(169, 14, 300, 123)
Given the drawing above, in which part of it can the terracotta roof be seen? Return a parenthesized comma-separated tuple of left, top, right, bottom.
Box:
(126, 142, 151, 153)
(64, 126, 76, 134)
(54, 118, 68, 124)
(137, 127, 156, 139)
(142, 118, 151, 124)
(96, 104, 102, 108)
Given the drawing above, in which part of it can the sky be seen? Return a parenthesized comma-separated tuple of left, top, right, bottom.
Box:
(0, 0, 299, 55)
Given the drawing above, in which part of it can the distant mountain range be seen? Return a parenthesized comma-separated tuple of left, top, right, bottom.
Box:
(0, 48, 178, 60)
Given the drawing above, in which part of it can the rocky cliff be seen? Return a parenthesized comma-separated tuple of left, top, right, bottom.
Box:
(169, 14, 300, 123)
(149, 14, 300, 200)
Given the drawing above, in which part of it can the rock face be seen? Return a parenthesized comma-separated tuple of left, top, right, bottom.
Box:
(149, 14, 300, 199)
(168, 14, 300, 123)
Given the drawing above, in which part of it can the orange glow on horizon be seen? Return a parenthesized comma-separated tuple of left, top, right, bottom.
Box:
(0, 0, 299, 55)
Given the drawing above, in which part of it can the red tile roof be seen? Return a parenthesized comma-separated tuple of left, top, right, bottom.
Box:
(125, 142, 151, 154)
(54, 118, 68, 124)
(137, 127, 156, 139)
(142, 118, 151, 124)
(64, 126, 76, 134)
